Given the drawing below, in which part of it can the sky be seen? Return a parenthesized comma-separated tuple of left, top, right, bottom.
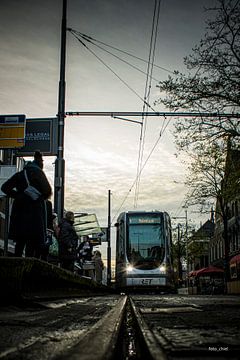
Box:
(0, 0, 218, 261)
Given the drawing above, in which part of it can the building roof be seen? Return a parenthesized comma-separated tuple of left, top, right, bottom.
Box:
(191, 219, 215, 241)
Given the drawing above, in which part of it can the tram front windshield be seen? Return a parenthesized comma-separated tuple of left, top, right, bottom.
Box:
(127, 213, 165, 268)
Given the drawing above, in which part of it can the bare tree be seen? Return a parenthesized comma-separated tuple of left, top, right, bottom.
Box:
(185, 139, 240, 282)
(156, 0, 240, 149)
(185, 141, 226, 210)
(156, 0, 240, 287)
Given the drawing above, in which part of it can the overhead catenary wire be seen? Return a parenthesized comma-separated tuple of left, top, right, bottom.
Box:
(134, 0, 162, 208)
(69, 12, 173, 221)
(134, 0, 159, 207)
(70, 32, 156, 112)
(112, 116, 171, 224)
(68, 29, 161, 82)
(68, 28, 174, 75)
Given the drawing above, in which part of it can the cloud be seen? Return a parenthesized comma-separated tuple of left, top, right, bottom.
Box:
(61, 130, 187, 226)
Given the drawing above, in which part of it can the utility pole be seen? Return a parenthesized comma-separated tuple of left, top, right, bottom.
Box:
(107, 190, 111, 286)
(177, 223, 183, 285)
(54, 0, 67, 220)
(172, 208, 188, 285)
(3, 150, 15, 256)
(183, 207, 189, 285)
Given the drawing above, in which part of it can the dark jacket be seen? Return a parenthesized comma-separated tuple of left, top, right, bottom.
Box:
(78, 240, 93, 261)
(46, 200, 54, 231)
(1, 161, 52, 245)
(58, 219, 78, 260)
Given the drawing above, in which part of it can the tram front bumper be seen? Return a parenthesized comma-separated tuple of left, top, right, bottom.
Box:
(126, 276, 167, 287)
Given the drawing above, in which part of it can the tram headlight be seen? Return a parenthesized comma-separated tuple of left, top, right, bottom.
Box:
(159, 264, 166, 273)
(126, 264, 134, 272)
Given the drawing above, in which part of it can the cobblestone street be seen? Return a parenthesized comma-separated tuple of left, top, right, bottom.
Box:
(0, 294, 239, 359)
(130, 294, 240, 359)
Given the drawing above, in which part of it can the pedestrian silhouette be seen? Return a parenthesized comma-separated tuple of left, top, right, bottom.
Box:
(78, 235, 93, 261)
(93, 250, 104, 284)
(78, 235, 93, 277)
(58, 211, 78, 272)
(1, 151, 52, 258)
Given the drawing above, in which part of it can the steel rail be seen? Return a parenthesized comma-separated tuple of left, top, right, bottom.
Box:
(129, 297, 167, 360)
(58, 295, 127, 360)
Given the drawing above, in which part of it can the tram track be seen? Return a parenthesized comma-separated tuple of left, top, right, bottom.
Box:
(0, 295, 125, 360)
(127, 295, 240, 360)
(0, 294, 240, 360)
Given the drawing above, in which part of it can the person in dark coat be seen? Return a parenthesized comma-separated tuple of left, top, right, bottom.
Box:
(58, 211, 78, 271)
(93, 250, 104, 284)
(78, 236, 94, 277)
(1, 151, 52, 258)
(78, 235, 93, 261)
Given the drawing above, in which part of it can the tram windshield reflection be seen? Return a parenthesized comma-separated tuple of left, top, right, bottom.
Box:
(126, 214, 165, 269)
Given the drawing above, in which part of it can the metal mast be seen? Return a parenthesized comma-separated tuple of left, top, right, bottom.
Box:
(107, 190, 112, 286)
(54, 0, 67, 220)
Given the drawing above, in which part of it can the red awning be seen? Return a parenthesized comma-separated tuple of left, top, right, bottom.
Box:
(188, 270, 197, 277)
(230, 254, 240, 265)
(194, 266, 224, 276)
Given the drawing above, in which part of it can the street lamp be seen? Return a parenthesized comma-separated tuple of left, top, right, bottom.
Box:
(107, 190, 111, 287)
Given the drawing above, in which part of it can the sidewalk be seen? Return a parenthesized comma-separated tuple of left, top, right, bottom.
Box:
(0, 257, 111, 303)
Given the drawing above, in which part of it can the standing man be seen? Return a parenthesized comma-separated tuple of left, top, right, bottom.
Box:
(58, 211, 78, 271)
(1, 151, 52, 258)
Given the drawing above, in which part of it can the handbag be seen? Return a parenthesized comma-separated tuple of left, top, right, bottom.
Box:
(24, 169, 41, 200)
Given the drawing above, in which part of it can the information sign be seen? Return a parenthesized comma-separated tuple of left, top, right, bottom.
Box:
(0, 115, 26, 149)
(17, 117, 58, 156)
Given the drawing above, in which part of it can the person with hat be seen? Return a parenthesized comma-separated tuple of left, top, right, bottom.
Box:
(1, 151, 52, 258)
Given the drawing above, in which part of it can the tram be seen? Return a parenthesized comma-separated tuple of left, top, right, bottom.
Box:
(115, 211, 175, 291)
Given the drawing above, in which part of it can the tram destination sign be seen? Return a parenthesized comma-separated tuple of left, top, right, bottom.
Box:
(129, 215, 161, 224)
(17, 117, 58, 156)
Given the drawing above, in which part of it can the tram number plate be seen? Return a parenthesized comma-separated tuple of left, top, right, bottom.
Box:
(141, 278, 153, 285)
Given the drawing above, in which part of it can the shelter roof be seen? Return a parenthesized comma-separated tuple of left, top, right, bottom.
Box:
(189, 266, 223, 277)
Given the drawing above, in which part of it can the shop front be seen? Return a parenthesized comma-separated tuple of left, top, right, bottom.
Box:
(188, 266, 224, 295)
